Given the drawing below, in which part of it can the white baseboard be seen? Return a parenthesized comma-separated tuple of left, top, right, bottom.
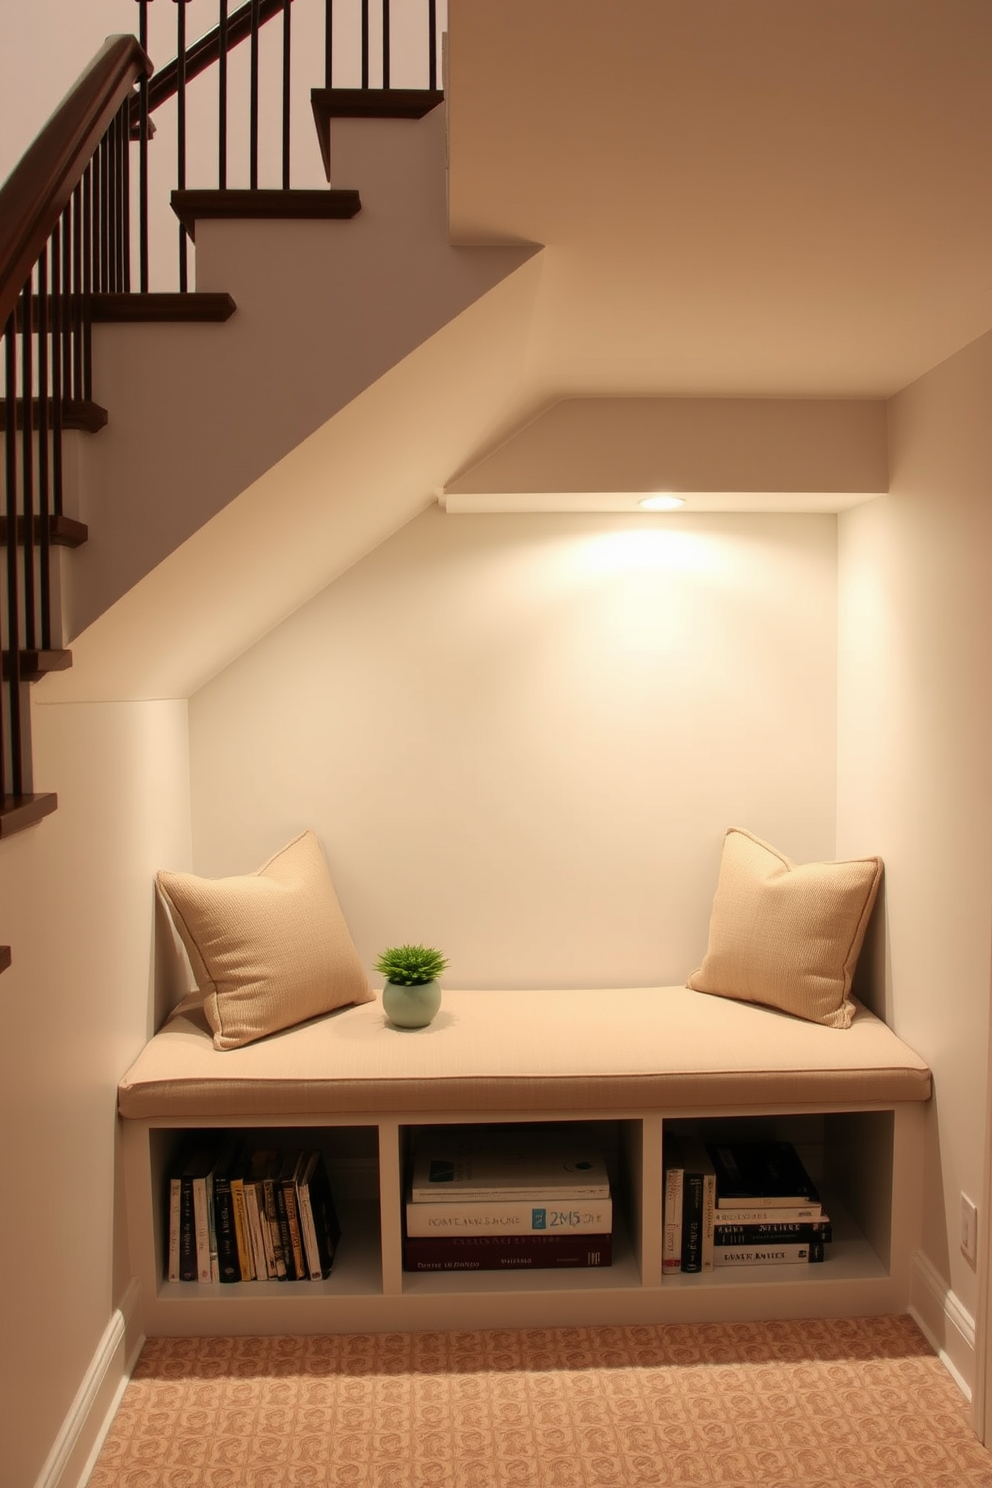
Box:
(33, 1279, 145, 1488)
(909, 1248, 975, 1401)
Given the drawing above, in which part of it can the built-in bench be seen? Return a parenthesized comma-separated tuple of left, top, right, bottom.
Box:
(118, 985, 932, 1337)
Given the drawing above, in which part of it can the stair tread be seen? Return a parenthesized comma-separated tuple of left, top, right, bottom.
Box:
(171, 189, 361, 241)
(0, 398, 107, 434)
(0, 794, 58, 839)
(310, 87, 444, 119)
(92, 292, 237, 323)
(0, 514, 88, 549)
(3, 649, 73, 683)
(310, 88, 444, 180)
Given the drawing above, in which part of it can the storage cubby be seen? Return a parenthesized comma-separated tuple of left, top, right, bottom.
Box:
(122, 1097, 923, 1336)
(659, 1111, 895, 1292)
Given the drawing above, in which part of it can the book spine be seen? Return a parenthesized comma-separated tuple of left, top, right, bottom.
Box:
(411, 1183, 610, 1202)
(713, 1205, 823, 1225)
(282, 1169, 307, 1282)
(230, 1177, 255, 1281)
(262, 1176, 287, 1279)
(192, 1175, 212, 1284)
(700, 1168, 716, 1272)
(179, 1176, 197, 1281)
(662, 1163, 683, 1274)
(405, 1198, 613, 1237)
(244, 1180, 270, 1279)
(167, 1176, 182, 1282)
(214, 1173, 240, 1283)
(274, 1178, 296, 1281)
(714, 1221, 832, 1245)
(712, 1238, 826, 1267)
(296, 1165, 322, 1281)
(403, 1234, 612, 1271)
(681, 1171, 704, 1273)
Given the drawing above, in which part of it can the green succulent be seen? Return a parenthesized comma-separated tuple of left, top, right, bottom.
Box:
(374, 943, 449, 986)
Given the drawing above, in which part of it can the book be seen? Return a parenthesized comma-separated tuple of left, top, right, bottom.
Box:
(279, 1150, 307, 1282)
(212, 1136, 243, 1283)
(296, 1150, 342, 1280)
(405, 1196, 613, 1237)
(403, 1232, 612, 1271)
(192, 1158, 216, 1283)
(410, 1127, 610, 1202)
(712, 1238, 826, 1266)
(174, 1141, 217, 1283)
(706, 1140, 821, 1210)
(712, 1203, 824, 1226)
(167, 1170, 183, 1282)
(714, 1220, 832, 1246)
(662, 1139, 684, 1275)
(243, 1168, 271, 1278)
(681, 1167, 704, 1273)
(229, 1155, 255, 1281)
(678, 1135, 716, 1272)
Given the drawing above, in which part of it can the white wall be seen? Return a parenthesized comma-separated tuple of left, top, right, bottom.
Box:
(189, 507, 839, 989)
(837, 329, 992, 1382)
(0, 699, 190, 1488)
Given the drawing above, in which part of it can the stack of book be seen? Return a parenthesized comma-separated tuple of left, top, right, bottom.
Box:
(166, 1135, 341, 1283)
(403, 1126, 613, 1271)
(664, 1136, 831, 1272)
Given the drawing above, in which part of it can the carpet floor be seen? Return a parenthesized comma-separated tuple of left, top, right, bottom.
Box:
(88, 1315, 992, 1488)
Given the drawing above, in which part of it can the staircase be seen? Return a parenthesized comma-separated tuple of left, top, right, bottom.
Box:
(0, 0, 538, 971)
(0, 0, 450, 945)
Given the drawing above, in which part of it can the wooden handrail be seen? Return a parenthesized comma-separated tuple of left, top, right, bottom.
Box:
(143, 0, 295, 117)
(0, 35, 151, 333)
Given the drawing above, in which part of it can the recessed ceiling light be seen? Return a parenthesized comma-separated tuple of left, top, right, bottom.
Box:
(638, 494, 685, 512)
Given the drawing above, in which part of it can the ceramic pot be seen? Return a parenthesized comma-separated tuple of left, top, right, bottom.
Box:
(382, 979, 442, 1029)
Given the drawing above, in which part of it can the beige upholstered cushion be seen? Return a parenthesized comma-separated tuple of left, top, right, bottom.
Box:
(117, 985, 931, 1121)
(156, 831, 373, 1050)
(687, 828, 883, 1029)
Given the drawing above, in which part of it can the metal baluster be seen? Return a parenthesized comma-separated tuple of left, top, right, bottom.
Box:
(82, 163, 94, 402)
(137, 0, 150, 292)
(175, 0, 190, 291)
(250, 0, 260, 189)
(37, 252, 51, 650)
(325, 0, 333, 88)
(428, 0, 437, 90)
(382, 0, 390, 88)
(361, 0, 369, 88)
(50, 226, 64, 521)
(282, 0, 291, 188)
(219, 0, 229, 189)
(59, 208, 72, 428)
(3, 314, 22, 795)
(19, 281, 35, 653)
(71, 184, 83, 406)
(121, 102, 132, 292)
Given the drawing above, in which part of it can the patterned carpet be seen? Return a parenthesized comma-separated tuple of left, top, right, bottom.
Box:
(88, 1316, 992, 1488)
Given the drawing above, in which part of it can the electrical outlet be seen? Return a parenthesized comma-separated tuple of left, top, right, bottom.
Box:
(961, 1194, 978, 1266)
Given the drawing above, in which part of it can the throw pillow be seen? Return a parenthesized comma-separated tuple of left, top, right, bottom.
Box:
(687, 827, 882, 1028)
(157, 830, 373, 1049)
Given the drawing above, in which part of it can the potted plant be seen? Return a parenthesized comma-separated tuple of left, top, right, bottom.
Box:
(374, 943, 449, 1029)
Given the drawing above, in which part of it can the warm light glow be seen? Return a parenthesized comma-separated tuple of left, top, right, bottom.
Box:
(638, 494, 686, 512)
(577, 527, 723, 575)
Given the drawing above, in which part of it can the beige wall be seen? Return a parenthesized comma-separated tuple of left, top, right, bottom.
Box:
(837, 329, 992, 1331)
(0, 699, 190, 1488)
(189, 508, 839, 989)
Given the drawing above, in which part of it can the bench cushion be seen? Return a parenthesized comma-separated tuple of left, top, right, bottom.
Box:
(117, 985, 931, 1120)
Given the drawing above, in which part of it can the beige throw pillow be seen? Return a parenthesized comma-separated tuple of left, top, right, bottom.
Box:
(687, 827, 882, 1028)
(157, 830, 373, 1050)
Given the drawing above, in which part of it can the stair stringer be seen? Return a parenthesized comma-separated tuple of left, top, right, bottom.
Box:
(35, 247, 545, 705)
(66, 102, 540, 641)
